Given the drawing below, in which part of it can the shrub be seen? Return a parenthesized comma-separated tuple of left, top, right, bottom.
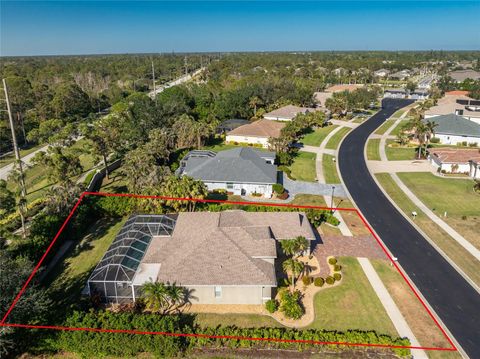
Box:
(302, 276, 312, 286)
(314, 277, 324, 287)
(277, 191, 289, 200)
(333, 273, 342, 281)
(326, 276, 335, 285)
(265, 299, 279, 313)
(278, 165, 294, 180)
(462, 215, 467, 220)
(469, 142, 478, 147)
(430, 137, 440, 143)
(328, 257, 337, 265)
(334, 264, 342, 271)
(279, 290, 304, 319)
(272, 183, 285, 194)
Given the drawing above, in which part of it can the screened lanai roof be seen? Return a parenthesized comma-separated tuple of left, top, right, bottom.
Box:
(88, 214, 177, 283)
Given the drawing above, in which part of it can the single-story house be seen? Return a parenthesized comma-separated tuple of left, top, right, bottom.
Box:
(263, 105, 312, 121)
(426, 114, 480, 145)
(313, 91, 333, 108)
(428, 147, 480, 178)
(383, 88, 408, 99)
(216, 119, 250, 134)
(87, 211, 316, 304)
(225, 119, 285, 148)
(410, 88, 430, 100)
(425, 91, 480, 125)
(374, 69, 390, 77)
(176, 147, 277, 197)
(390, 70, 411, 81)
(448, 69, 480, 83)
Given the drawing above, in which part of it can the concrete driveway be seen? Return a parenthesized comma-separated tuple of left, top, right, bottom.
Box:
(280, 172, 347, 198)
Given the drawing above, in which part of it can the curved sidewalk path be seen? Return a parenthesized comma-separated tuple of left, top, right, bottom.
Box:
(376, 111, 480, 262)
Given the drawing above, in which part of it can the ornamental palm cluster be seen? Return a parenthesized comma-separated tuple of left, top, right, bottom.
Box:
(141, 281, 195, 314)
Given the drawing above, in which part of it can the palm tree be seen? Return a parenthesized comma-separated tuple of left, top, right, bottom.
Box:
(282, 258, 304, 292)
(423, 120, 438, 157)
(294, 236, 309, 256)
(165, 282, 185, 313)
(141, 282, 169, 313)
(249, 96, 263, 118)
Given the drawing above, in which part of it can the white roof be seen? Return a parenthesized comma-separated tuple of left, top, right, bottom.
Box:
(132, 263, 162, 286)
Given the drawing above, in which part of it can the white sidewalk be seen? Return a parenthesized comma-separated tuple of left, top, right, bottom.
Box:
(357, 257, 428, 359)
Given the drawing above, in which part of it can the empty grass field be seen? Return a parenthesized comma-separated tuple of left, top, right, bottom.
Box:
(288, 152, 317, 182)
(385, 139, 417, 161)
(301, 125, 338, 146)
(325, 127, 352, 150)
(397, 172, 480, 249)
(375, 173, 480, 287)
(322, 154, 341, 184)
(366, 139, 381, 161)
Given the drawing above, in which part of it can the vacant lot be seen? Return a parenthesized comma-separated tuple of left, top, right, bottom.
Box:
(366, 139, 381, 160)
(288, 152, 317, 182)
(398, 172, 480, 249)
(325, 127, 351, 150)
(307, 257, 397, 336)
(301, 125, 338, 146)
(376, 173, 480, 287)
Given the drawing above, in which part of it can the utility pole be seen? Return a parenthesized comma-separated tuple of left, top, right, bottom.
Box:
(184, 55, 188, 77)
(2, 78, 27, 237)
(151, 60, 156, 102)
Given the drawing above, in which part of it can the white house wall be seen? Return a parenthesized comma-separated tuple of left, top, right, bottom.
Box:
(186, 285, 271, 304)
(225, 135, 270, 148)
(204, 182, 273, 197)
(264, 116, 292, 121)
(433, 134, 480, 146)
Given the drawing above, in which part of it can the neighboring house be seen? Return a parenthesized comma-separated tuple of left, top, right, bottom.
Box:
(263, 105, 312, 121)
(383, 88, 408, 99)
(87, 211, 316, 304)
(428, 147, 480, 179)
(374, 69, 390, 77)
(225, 119, 285, 149)
(390, 70, 411, 81)
(313, 91, 333, 109)
(426, 114, 480, 145)
(448, 69, 480, 83)
(217, 119, 250, 134)
(410, 88, 430, 100)
(425, 91, 480, 125)
(177, 147, 277, 197)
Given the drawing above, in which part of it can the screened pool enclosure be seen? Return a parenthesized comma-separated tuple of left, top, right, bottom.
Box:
(87, 214, 177, 303)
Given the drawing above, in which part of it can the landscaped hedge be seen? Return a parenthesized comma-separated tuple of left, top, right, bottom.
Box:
(53, 310, 411, 357)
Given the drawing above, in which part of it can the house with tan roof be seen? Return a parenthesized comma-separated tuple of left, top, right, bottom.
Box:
(225, 119, 285, 148)
(428, 147, 480, 179)
(425, 91, 480, 125)
(263, 105, 312, 121)
(448, 69, 480, 83)
(87, 211, 316, 304)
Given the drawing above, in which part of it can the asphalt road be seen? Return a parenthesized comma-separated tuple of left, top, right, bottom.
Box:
(338, 98, 480, 358)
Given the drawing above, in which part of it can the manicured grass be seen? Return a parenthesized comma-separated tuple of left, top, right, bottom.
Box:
(397, 172, 480, 249)
(325, 127, 351, 150)
(366, 139, 381, 161)
(288, 152, 317, 182)
(375, 173, 480, 287)
(390, 120, 409, 137)
(307, 257, 397, 336)
(291, 194, 327, 207)
(371, 259, 457, 351)
(374, 120, 395, 135)
(301, 125, 338, 146)
(390, 108, 407, 118)
(322, 154, 341, 184)
(0, 143, 46, 168)
(45, 218, 126, 311)
(385, 139, 417, 161)
(194, 313, 282, 329)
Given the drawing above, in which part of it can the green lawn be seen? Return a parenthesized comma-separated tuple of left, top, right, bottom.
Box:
(322, 154, 341, 184)
(325, 127, 351, 150)
(374, 120, 395, 135)
(390, 120, 409, 137)
(385, 139, 417, 161)
(291, 194, 328, 207)
(203, 139, 269, 153)
(0, 143, 46, 168)
(366, 139, 381, 161)
(288, 152, 317, 182)
(375, 173, 480, 287)
(301, 125, 338, 147)
(307, 257, 397, 336)
(45, 218, 126, 316)
(194, 313, 282, 328)
(397, 172, 480, 249)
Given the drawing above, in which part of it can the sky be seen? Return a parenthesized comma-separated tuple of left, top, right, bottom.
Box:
(1, 1, 479, 56)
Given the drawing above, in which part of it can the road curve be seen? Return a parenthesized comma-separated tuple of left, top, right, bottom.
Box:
(338, 99, 480, 358)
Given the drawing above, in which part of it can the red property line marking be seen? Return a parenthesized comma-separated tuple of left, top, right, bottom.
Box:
(0, 191, 457, 352)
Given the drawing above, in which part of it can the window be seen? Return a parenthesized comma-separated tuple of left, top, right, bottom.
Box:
(226, 183, 234, 189)
(214, 286, 222, 298)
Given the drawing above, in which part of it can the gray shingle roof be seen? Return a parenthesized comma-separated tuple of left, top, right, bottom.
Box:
(181, 147, 277, 184)
(426, 114, 480, 137)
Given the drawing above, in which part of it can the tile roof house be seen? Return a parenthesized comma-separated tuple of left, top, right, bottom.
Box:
(426, 114, 480, 146)
(177, 147, 277, 197)
(263, 105, 312, 121)
(428, 147, 480, 179)
(448, 69, 480, 83)
(88, 211, 316, 304)
(225, 119, 285, 148)
(383, 88, 408, 99)
(425, 92, 480, 125)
